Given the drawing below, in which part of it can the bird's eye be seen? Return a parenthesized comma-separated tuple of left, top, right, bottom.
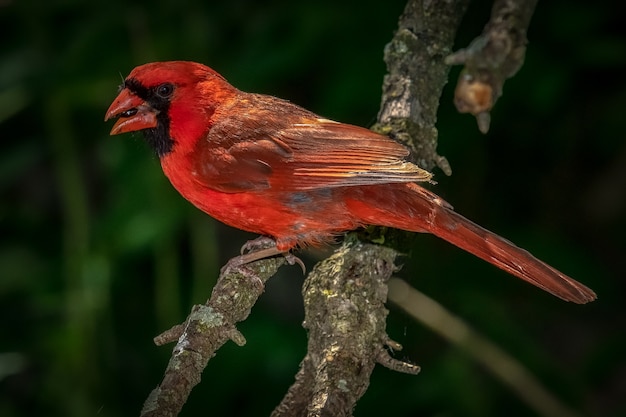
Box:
(155, 83, 174, 99)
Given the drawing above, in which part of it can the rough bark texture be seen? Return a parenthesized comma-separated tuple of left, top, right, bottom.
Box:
(372, 0, 470, 174)
(140, 255, 285, 417)
(272, 241, 419, 417)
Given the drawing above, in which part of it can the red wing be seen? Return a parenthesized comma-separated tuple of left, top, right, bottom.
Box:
(191, 95, 431, 193)
(270, 120, 432, 190)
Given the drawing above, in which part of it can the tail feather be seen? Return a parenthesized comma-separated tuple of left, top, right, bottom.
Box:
(348, 183, 597, 304)
(426, 203, 596, 304)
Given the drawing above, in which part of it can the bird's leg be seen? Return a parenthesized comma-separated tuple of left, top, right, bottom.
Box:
(220, 236, 306, 277)
(234, 245, 284, 266)
(241, 236, 306, 272)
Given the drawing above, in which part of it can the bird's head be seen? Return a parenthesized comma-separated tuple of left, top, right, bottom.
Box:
(105, 61, 235, 157)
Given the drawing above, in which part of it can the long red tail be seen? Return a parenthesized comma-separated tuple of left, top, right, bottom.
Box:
(347, 183, 597, 304)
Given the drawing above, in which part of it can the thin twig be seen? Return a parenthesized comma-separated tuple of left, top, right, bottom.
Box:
(388, 278, 584, 417)
(446, 0, 538, 133)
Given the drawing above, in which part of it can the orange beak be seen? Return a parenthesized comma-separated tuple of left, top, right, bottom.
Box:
(104, 88, 159, 135)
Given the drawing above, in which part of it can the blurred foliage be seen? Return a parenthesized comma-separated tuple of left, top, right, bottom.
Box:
(1, 0, 625, 416)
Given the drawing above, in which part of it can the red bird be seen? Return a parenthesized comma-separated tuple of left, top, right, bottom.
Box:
(105, 61, 596, 304)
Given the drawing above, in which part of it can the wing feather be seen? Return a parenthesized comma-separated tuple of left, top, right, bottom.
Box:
(192, 94, 432, 192)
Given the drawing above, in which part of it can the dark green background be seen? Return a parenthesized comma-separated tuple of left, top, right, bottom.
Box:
(1, 0, 624, 416)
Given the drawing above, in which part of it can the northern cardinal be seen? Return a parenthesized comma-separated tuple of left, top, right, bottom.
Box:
(105, 61, 596, 304)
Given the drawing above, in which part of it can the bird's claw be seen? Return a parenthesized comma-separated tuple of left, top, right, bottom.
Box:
(239, 236, 276, 255)
(284, 253, 306, 274)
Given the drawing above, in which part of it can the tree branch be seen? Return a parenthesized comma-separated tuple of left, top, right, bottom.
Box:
(373, 0, 470, 175)
(140, 256, 285, 417)
(446, 0, 538, 133)
(272, 241, 419, 417)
